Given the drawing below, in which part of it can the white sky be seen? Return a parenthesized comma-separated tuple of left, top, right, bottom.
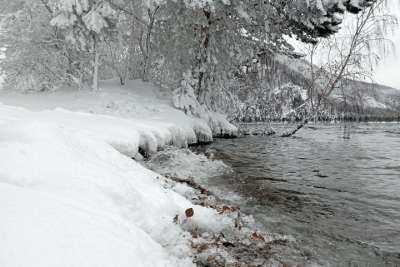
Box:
(372, 0, 400, 89)
(374, 23, 400, 88)
(290, 0, 400, 89)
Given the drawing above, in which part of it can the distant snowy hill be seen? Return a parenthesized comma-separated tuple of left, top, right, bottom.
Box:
(275, 55, 400, 115)
(230, 54, 400, 122)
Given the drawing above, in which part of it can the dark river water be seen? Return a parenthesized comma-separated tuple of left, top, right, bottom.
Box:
(202, 123, 400, 266)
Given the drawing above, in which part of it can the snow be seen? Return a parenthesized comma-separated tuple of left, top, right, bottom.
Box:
(146, 147, 232, 180)
(0, 80, 237, 145)
(83, 10, 109, 33)
(364, 96, 388, 109)
(0, 80, 238, 267)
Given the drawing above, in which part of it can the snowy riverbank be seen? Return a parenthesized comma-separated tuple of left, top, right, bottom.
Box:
(0, 80, 237, 144)
(0, 81, 242, 266)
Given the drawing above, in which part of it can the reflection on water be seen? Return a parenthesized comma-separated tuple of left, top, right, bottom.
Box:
(203, 123, 400, 266)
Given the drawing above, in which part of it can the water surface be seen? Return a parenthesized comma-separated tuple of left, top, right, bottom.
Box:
(202, 123, 400, 266)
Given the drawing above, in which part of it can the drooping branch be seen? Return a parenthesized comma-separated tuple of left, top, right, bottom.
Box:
(39, 0, 53, 14)
(279, 0, 387, 138)
(280, 120, 308, 137)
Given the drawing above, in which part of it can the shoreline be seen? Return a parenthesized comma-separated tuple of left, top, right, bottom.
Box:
(143, 146, 301, 267)
(0, 82, 302, 266)
(0, 82, 260, 267)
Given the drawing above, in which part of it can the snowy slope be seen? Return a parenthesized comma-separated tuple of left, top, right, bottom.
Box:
(0, 80, 238, 267)
(0, 103, 234, 267)
(275, 55, 400, 111)
(0, 80, 237, 144)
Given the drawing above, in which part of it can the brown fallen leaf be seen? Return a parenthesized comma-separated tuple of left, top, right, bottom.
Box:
(218, 205, 230, 214)
(218, 205, 240, 214)
(192, 243, 210, 252)
(200, 188, 209, 195)
(251, 232, 265, 242)
(185, 208, 194, 218)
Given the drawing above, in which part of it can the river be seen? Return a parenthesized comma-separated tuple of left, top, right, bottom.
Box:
(199, 123, 400, 266)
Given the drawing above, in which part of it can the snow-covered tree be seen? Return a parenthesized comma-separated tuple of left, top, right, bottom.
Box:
(150, 0, 378, 112)
(48, 0, 117, 90)
(303, 0, 395, 111)
(0, 0, 377, 98)
(0, 0, 71, 91)
(277, 0, 376, 42)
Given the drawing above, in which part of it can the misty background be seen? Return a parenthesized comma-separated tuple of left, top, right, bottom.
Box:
(367, 0, 399, 88)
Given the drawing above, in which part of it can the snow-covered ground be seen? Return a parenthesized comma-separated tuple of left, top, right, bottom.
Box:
(0, 80, 237, 143)
(0, 81, 238, 267)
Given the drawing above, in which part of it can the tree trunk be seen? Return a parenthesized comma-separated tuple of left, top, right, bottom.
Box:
(92, 42, 100, 91)
(141, 7, 159, 82)
(197, 9, 211, 104)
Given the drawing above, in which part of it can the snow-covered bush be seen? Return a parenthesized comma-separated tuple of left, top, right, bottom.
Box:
(173, 71, 238, 137)
(173, 71, 203, 117)
(48, 0, 118, 90)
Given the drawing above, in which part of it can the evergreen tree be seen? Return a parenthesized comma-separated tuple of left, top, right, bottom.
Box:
(48, 0, 117, 90)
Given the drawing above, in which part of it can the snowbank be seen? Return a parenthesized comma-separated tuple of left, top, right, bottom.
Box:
(0, 80, 237, 145)
(0, 102, 235, 267)
(0, 80, 240, 266)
